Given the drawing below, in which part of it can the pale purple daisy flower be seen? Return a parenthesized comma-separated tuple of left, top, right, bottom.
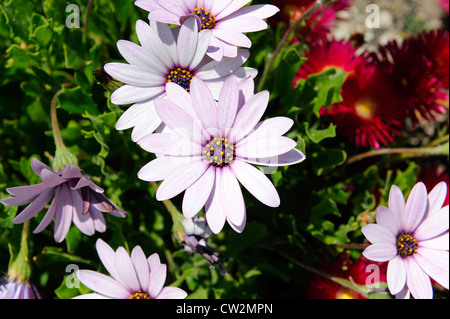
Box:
(134, 0, 280, 61)
(362, 182, 449, 299)
(0, 158, 127, 243)
(0, 277, 42, 299)
(137, 75, 305, 234)
(74, 239, 187, 299)
(105, 16, 256, 142)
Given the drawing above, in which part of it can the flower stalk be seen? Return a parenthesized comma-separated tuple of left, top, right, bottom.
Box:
(257, 0, 329, 92)
(7, 221, 32, 283)
(50, 86, 78, 171)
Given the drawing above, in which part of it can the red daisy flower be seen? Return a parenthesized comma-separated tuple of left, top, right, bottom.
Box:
(270, 0, 353, 43)
(366, 31, 449, 124)
(307, 253, 387, 299)
(294, 38, 362, 86)
(320, 62, 405, 149)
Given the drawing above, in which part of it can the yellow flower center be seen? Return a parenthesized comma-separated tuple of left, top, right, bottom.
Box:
(355, 98, 377, 119)
(193, 7, 216, 30)
(129, 291, 151, 299)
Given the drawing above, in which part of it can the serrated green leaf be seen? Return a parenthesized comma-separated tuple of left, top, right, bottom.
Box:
(57, 86, 99, 115)
(304, 122, 336, 144)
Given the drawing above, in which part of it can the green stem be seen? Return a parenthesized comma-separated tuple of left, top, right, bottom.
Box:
(346, 138, 449, 165)
(263, 245, 371, 298)
(257, 0, 326, 92)
(8, 221, 32, 283)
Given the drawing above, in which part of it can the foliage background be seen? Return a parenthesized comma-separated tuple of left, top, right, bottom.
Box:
(0, 0, 448, 299)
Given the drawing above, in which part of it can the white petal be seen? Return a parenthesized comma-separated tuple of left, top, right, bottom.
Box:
(115, 247, 141, 292)
(104, 62, 165, 87)
(388, 184, 406, 227)
(177, 16, 198, 68)
(375, 206, 400, 238)
(361, 224, 396, 245)
(414, 205, 449, 241)
(111, 85, 164, 105)
(156, 160, 209, 201)
(387, 256, 407, 295)
(404, 257, 433, 299)
(219, 166, 245, 226)
(427, 181, 448, 215)
(231, 160, 280, 207)
(404, 182, 428, 233)
(414, 249, 449, 289)
(182, 166, 215, 218)
(76, 270, 130, 299)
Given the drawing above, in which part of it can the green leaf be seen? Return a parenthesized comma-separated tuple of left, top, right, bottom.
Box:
(309, 148, 347, 176)
(290, 68, 348, 119)
(304, 122, 336, 144)
(57, 86, 99, 115)
(274, 47, 307, 97)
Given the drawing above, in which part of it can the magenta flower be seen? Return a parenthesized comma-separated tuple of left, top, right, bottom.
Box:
(0, 158, 126, 243)
(362, 182, 449, 299)
(0, 277, 42, 299)
(75, 239, 187, 299)
(134, 0, 279, 61)
(106, 16, 256, 142)
(137, 75, 305, 234)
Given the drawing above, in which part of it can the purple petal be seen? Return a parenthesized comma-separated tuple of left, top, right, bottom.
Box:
(404, 182, 428, 233)
(387, 255, 407, 295)
(361, 224, 396, 245)
(89, 206, 107, 232)
(217, 75, 239, 137)
(111, 84, 165, 105)
(362, 243, 398, 262)
(212, 29, 251, 48)
(404, 257, 433, 299)
(177, 16, 198, 68)
(219, 166, 245, 226)
(138, 156, 196, 182)
(31, 158, 52, 177)
(148, 264, 167, 298)
(205, 170, 226, 234)
(115, 247, 141, 293)
(1, 184, 45, 206)
(237, 135, 297, 159)
(414, 249, 449, 289)
(217, 16, 268, 33)
(388, 184, 406, 228)
(71, 189, 95, 236)
(96, 239, 121, 282)
(182, 166, 215, 218)
(12, 188, 55, 224)
(149, 20, 179, 66)
(76, 270, 130, 299)
(138, 133, 201, 156)
(164, 83, 196, 119)
(195, 49, 250, 80)
(33, 196, 58, 234)
(427, 181, 448, 215)
(216, 0, 252, 20)
(154, 98, 203, 142)
(61, 164, 83, 179)
(190, 77, 218, 135)
(231, 160, 280, 207)
(131, 246, 151, 292)
(104, 62, 165, 87)
(156, 160, 210, 201)
(115, 99, 159, 131)
(375, 206, 400, 237)
(243, 149, 305, 167)
(229, 90, 269, 143)
(155, 287, 187, 299)
(414, 206, 449, 241)
(135, 20, 174, 69)
(224, 4, 280, 20)
(53, 184, 74, 243)
(40, 169, 67, 187)
(190, 29, 212, 70)
(228, 207, 247, 233)
(117, 40, 167, 74)
(419, 232, 449, 250)
(147, 253, 162, 270)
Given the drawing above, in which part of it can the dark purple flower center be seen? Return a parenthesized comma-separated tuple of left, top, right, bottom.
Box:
(193, 7, 216, 30)
(167, 67, 194, 92)
(203, 137, 236, 168)
(397, 233, 418, 258)
(129, 291, 151, 299)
